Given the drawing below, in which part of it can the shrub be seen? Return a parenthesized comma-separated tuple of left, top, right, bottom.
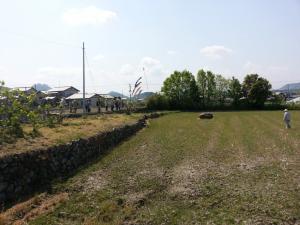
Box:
(146, 93, 169, 110)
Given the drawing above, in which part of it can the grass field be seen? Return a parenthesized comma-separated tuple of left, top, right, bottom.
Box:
(0, 113, 141, 157)
(3, 111, 300, 225)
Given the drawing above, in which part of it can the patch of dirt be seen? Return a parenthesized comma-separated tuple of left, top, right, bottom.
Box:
(125, 190, 154, 208)
(168, 161, 210, 197)
(80, 169, 110, 194)
(236, 157, 268, 171)
(0, 192, 68, 225)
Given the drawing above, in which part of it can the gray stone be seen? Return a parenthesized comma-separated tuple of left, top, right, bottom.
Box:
(199, 112, 214, 119)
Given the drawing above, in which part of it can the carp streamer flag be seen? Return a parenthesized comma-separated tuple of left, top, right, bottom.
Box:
(132, 76, 142, 94)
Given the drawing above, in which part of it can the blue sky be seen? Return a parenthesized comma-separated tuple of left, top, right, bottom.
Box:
(0, 0, 299, 94)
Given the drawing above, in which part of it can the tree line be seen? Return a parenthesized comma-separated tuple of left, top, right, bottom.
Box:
(147, 70, 278, 110)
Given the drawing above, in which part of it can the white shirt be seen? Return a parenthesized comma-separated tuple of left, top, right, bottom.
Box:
(283, 112, 291, 121)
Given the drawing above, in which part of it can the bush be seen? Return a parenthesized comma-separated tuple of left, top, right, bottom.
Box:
(0, 82, 61, 143)
(146, 94, 169, 110)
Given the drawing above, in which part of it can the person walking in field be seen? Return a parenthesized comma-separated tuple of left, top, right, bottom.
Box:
(283, 109, 291, 129)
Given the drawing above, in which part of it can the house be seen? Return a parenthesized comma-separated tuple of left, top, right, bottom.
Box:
(13, 87, 38, 95)
(66, 93, 101, 107)
(46, 86, 79, 98)
(13, 87, 46, 104)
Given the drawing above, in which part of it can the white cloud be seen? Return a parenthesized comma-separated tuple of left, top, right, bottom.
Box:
(200, 45, 233, 59)
(120, 64, 135, 76)
(118, 57, 168, 92)
(62, 6, 117, 26)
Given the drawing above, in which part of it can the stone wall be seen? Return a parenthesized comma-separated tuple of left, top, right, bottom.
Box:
(0, 113, 161, 206)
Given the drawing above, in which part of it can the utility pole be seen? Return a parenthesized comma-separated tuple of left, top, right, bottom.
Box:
(82, 42, 86, 114)
(129, 84, 132, 103)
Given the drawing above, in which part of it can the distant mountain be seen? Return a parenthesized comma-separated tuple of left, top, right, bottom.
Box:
(108, 91, 128, 98)
(135, 92, 155, 99)
(33, 83, 51, 91)
(278, 82, 300, 91)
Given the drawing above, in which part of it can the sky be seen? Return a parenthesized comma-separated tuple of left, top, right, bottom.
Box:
(0, 0, 299, 94)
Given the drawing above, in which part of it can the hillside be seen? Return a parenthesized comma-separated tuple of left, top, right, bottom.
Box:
(108, 91, 128, 98)
(32, 83, 51, 91)
(278, 82, 300, 91)
(135, 91, 154, 99)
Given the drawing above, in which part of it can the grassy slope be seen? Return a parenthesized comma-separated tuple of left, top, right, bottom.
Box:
(29, 111, 300, 225)
(0, 114, 141, 157)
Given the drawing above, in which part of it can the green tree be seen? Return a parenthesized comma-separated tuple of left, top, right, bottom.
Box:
(161, 70, 199, 109)
(228, 77, 243, 106)
(196, 69, 216, 107)
(206, 71, 216, 105)
(242, 74, 259, 97)
(146, 93, 169, 110)
(215, 75, 230, 106)
(0, 81, 48, 143)
(242, 74, 272, 108)
(197, 69, 207, 107)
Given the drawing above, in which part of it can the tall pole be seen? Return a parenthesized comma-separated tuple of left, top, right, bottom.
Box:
(143, 67, 149, 91)
(82, 42, 86, 114)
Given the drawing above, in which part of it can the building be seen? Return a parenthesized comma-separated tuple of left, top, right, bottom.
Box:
(13, 87, 38, 95)
(46, 86, 79, 98)
(287, 97, 300, 104)
(66, 93, 101, 107)
(13, 87, 46, 104)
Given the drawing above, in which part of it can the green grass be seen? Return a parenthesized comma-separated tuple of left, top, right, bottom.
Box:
(28, 111, 300, 225)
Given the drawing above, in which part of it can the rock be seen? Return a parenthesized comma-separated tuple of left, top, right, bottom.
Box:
(199, 112, 214, 119)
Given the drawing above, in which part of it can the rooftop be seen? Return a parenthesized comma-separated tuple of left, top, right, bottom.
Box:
(48, 86, 79, 93)
(66, 93, 99, 100)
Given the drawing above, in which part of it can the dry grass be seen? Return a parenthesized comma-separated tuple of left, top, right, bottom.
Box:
(0, 193, 68, 225)
(0, 113, 141, 157)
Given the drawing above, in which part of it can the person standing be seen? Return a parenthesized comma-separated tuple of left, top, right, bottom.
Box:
(105, 99, 108, 111)
(69, 101, 73, 113)
(73, 100, 78, 114)
(283, 109, 291, 129)
(96, 98, 101, 113)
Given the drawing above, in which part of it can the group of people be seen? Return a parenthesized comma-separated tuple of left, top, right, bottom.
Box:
(104, 97, 123, 112)
(67, 97, 125, 114)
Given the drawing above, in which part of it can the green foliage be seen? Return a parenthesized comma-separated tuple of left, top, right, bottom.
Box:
(215, 75, 230, 106)
(196, 70, 217, 107)
(161, 70, 198, 109)
(228, 77, 243, 106)
(242, 74, 272, 108)
(147, 70, 275, 111)
(0, 81, 59, 143)
(147, 93, 169, 110)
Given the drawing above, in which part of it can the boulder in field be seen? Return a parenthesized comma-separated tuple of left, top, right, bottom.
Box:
(199, 112, 213, 119)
